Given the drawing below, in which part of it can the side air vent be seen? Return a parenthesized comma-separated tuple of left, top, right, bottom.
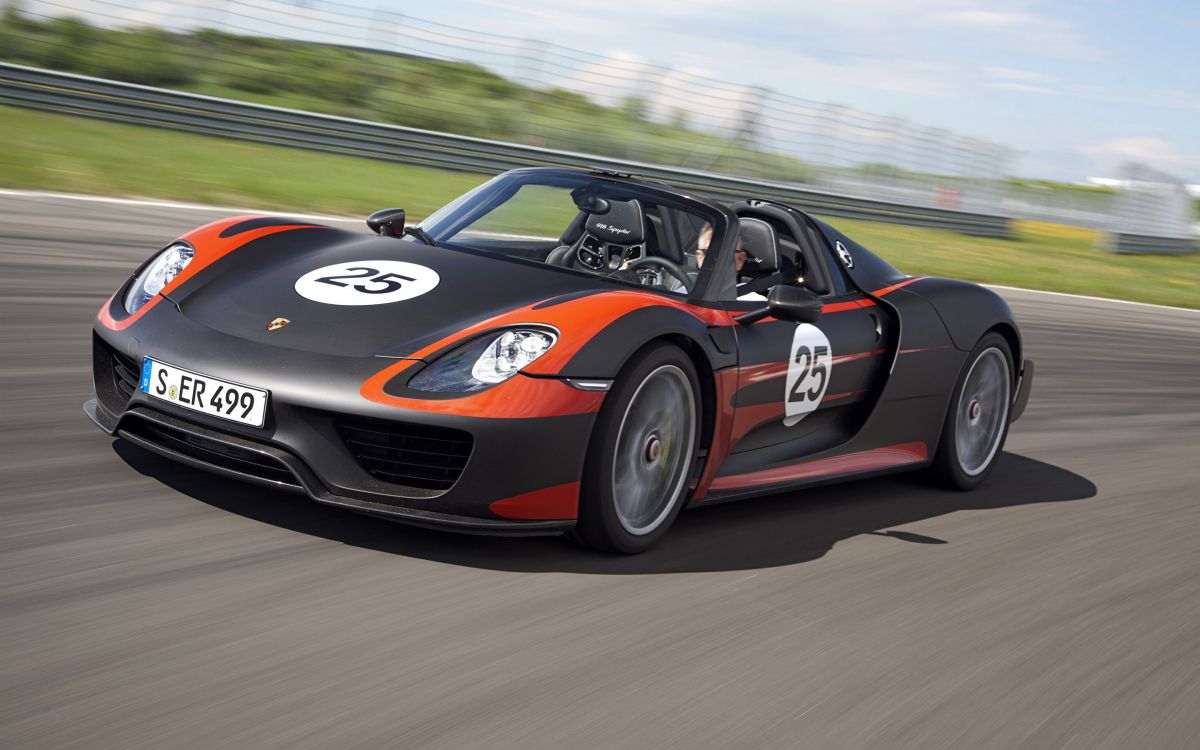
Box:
(93, 333, 140, 407)
(111, 348, 139, 402)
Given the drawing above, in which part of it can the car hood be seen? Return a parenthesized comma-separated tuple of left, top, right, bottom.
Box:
(170, 226, 602, 359)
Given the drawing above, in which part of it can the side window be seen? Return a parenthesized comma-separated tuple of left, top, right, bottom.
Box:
(647, 206, 708, 271)
(801, 223, 851, 296)
(775, 236, 809, 288)
(677, 211, 710, 266)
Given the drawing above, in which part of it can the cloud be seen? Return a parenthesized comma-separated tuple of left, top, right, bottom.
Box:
(983, 66, 1058, 95)
(939, 9, 1036, 27)
(988, 82, 1058, 95)
(984, 66, 1052, 83)
(933, 6, 1095, 60)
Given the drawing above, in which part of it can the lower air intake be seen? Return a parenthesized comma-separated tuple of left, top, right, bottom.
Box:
(338, 418, 473, 492)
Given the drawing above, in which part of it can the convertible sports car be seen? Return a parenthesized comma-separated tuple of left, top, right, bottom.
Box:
(86, 167, 1033, 553)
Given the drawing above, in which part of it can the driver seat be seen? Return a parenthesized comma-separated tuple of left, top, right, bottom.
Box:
(545, 217, 583, 266)
(546, 199, 646, 270)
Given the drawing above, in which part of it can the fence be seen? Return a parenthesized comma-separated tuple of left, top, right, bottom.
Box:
(0, 62, 1014, 236)
(9, 1, 1013, 195)
(3, 0, 1194, 245)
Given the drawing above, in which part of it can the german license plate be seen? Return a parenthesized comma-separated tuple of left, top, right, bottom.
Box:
(140, 358, 268, 427)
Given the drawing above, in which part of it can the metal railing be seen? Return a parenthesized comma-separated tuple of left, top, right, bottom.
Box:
(0, 63, 1013, 237)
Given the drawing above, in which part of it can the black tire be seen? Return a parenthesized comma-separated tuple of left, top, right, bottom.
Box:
(929, 332, 1014, 490)
(574, 342, 702, 554)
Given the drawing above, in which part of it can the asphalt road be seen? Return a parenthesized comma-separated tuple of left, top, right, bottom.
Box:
(2, 191, 1199, 749)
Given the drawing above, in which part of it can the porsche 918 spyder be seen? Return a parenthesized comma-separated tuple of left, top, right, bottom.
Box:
(85, 167, 1033, 553)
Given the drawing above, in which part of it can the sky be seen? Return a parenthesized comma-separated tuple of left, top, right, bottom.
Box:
(34, 0, 1200, 182)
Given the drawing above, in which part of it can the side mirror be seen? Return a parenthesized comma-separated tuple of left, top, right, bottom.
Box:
(367, 208, 406, 237)
(736, 285, 823, 325)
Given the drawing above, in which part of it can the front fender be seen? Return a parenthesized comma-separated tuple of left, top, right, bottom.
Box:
(550, 303, 737, 379)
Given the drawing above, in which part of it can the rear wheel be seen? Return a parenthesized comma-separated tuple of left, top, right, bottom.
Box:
(929, 332, 1013, 490)
(575, 343, 700, 554)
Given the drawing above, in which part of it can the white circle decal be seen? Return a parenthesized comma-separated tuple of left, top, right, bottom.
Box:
(294, 260, 439, 306)
(784, 323, 833, 427)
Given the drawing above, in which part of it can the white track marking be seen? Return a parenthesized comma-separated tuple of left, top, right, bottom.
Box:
(0, 188, 359, 224)
(1, 189, 1196, 314)
(982, 284, 1200, 315)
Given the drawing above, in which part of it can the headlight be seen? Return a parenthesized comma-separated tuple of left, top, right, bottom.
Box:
(124, 242, 194, 314)
(408, 328, 557, 393)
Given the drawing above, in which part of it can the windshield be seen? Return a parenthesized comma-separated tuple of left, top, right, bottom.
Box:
(416, 169, 724, 296)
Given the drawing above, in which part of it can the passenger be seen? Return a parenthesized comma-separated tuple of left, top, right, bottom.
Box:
(693, 222, 748, 273)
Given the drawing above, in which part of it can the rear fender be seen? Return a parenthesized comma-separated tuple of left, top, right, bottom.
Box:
(918, 277, 1021, 360)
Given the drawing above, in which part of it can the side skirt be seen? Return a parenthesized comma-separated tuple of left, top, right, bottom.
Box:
(692, 441, 930, 506)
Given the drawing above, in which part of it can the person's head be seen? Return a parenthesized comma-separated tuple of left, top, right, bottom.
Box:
(694, 222, 713, 267)
(694, 223, 747, 273)
(734, 236, 749, 273)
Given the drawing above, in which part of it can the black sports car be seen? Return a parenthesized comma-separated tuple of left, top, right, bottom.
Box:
(86, 167, 1033, 553)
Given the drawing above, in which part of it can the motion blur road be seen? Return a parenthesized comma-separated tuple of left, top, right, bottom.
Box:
(2, 191, 1199, 749)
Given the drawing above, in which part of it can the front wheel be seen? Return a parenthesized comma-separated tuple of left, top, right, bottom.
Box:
(575, 343, 701, 554)
(929, 332, 1014, 490)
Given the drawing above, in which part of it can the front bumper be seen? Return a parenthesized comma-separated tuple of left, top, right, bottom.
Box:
(89, 322, 598, 535)
(84, 399, 573, 535)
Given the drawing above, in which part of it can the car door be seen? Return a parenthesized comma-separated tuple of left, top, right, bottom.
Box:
(724, 228, 895, 461)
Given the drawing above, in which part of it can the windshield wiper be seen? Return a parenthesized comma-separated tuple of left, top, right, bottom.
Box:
(404, 226, 438, 247)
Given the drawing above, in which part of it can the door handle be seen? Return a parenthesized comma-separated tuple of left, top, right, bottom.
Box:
(868, 313, 881, 341)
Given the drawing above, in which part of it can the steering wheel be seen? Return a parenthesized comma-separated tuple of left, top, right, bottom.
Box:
(623, 257, 692, 291)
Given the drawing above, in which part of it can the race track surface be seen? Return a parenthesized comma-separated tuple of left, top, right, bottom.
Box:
(2, 192, 1199, 748)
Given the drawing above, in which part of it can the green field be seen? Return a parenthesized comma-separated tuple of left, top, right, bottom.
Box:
(2, 105, 1198, 308)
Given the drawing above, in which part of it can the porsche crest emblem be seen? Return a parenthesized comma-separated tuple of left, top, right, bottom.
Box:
(835, 240, 854, 270)
(266, 317, 290, 332)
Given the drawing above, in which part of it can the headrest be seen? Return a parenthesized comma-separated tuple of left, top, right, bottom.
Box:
(585, 199, 645, 244)
(738, 217, 779, 274)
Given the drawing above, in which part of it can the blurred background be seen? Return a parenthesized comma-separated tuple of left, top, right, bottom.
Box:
(1, 0, 1197, 305)
(3, 7, 1200, 747)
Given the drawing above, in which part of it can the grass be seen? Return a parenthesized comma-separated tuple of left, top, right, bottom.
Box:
(2, 104, 1198, 309)
(836, 219, 1199, 308)
(0, 105, 482, 217)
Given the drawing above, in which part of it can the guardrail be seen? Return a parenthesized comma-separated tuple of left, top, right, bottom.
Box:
(0, 63, 1012, 238)
(1106, 233, 1198, 255)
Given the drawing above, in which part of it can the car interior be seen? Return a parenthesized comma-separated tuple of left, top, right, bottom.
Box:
(541, 196, 840, 299)
(730, 201, 837, 297)
(544, 198, 695, 292)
